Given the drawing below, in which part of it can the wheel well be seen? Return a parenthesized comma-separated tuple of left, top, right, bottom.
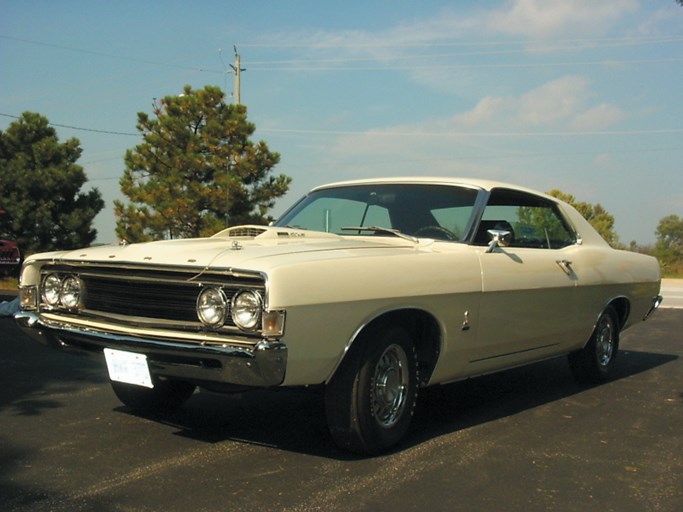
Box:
(358, 309, 441, 387)
(607, 297, 630, 330)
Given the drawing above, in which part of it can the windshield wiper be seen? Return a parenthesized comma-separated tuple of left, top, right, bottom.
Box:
(341, 226, 418, 243)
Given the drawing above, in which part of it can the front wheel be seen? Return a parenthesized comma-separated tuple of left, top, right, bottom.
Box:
(568, 306, 619, 385)
(110, 378, 196, 415)
(325, 325, 418, 455)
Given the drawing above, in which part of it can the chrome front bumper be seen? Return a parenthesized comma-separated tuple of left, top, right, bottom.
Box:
(14, 311, 287, 388)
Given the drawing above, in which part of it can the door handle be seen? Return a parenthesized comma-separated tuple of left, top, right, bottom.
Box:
(556, 259, 573, 275)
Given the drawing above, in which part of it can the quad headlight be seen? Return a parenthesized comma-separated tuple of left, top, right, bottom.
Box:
(197, 287, 264, 331)
(231, 289, 262, 331)
(41, 273, 84, 310)
(196, 287, 229, 327)
(42, 273, 62, 306)
(60, 276, 83, 309)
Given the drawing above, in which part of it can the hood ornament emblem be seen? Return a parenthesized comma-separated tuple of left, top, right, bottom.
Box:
(231, 240, 243, 251)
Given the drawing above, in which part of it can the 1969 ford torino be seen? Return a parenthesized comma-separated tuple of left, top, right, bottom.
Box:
(15, 177, 662, 454)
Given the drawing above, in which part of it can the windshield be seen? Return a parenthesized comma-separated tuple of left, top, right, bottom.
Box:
(274, 183, 480, 241)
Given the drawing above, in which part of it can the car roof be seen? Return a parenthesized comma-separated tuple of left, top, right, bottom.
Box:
(311, 176, 556, 201)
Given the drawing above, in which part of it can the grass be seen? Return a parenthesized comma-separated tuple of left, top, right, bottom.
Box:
(0, 277, 18, 291)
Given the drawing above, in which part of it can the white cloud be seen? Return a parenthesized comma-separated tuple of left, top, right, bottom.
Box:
(485, 0, 639, 37)
(315, 74, 627, 185)
(450, 75, 625, 131)
(570, 103, 626, 131)
(517, 76, 589, 125)
(635, 5, 683, 36)
(452, 96, 508, 127)
(252, 1, 640, 77)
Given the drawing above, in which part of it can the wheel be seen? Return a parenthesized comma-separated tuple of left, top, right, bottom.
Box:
(110, 378, 196, 415)
(414, 225, 457, 241)
(325, 325, 418, 455)
(568, 306, 619, 385)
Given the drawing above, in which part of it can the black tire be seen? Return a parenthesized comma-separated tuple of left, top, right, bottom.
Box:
(568, 306, 619, 385)
(110, 378, 196, 415)
(325, 325, 418, 455)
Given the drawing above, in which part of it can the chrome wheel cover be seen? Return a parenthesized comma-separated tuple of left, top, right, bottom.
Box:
(596, 316, 615, 367)
(372, 343, 409, 429)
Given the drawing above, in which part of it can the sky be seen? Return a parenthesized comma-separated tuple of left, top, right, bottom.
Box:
(1, 0, 682, 245)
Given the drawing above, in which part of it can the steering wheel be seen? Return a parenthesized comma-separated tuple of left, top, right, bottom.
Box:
(414, 225, 457, 241)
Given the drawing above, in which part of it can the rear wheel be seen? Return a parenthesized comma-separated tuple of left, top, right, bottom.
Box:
(110, 378, 196, 415)
(569, 306, 619, 385)
(325, 325, 418, 455)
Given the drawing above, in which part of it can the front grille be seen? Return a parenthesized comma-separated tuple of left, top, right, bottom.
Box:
(39, 263, 266, 334)
(83, 276, 201, 322)
(0, 249, 19, 263)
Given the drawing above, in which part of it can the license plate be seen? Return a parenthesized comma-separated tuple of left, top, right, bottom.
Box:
(104, 348, 154, 388)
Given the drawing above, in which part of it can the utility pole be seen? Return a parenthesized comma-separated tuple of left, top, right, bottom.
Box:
(231, 46, 246, 105)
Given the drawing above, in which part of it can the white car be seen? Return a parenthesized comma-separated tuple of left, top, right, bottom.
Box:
(15, 177, 662, 454)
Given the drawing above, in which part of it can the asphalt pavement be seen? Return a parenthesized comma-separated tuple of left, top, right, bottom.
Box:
(0, 303, 681, 512)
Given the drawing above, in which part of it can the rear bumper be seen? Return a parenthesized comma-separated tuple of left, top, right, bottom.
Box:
(14, 311, 287, 388)
(643, 295, 663, 321)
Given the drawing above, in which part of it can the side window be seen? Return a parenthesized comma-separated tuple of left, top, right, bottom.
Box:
(476, 189, 576, 249)
(431, 206, 474, 240)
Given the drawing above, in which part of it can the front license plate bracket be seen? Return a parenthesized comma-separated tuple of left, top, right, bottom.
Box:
(104, 348, 154, 388)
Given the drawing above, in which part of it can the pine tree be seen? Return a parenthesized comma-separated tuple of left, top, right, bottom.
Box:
(0, 112, 104, 255)
(115, 85, 290, 242)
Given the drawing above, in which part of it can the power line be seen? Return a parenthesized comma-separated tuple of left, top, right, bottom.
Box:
(0, 113, 138, 136)
(238, 34, 683, 49)
(4, 32, 681, 75)
(246, 56, 683, 72)
(4, 111, 681, 141)
(259, 126, 683, 138)
(244, 38, 683, 66)
(0, 34, 225, 74)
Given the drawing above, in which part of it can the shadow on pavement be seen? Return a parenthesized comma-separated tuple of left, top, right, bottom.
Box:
(0, 318, 107, 416)
(2, 308, 679, 461)
(120, 346, 677, 459)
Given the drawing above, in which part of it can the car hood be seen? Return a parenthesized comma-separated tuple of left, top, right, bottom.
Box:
(42, 226, 425, 271)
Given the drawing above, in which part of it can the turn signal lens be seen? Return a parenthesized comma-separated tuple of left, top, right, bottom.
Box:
(262, 310, 286, 338)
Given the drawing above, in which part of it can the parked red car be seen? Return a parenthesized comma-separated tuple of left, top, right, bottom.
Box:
(0, 209, 21, 277)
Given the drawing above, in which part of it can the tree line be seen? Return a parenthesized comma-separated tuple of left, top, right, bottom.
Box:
(0, 85, 681, 276)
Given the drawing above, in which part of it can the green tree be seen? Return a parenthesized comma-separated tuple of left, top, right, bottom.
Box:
(0, 112, 104, 255)
(654, 214, 683, 273)
(115, 85, 290, 242)
(547, 189, 619, 247)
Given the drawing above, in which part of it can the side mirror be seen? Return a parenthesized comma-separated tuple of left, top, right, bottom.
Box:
(485, 229, 512, 253)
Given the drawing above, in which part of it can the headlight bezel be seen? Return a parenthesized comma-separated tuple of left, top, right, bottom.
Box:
(196, 286, 229, 328)
(231, 289, 263, 331)
(40, 272, 84, 311)
(42, 273, 62, 307)
(60, 275, 83, 310)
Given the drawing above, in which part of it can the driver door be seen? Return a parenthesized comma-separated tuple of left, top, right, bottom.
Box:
(470, 188, 581, 373)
